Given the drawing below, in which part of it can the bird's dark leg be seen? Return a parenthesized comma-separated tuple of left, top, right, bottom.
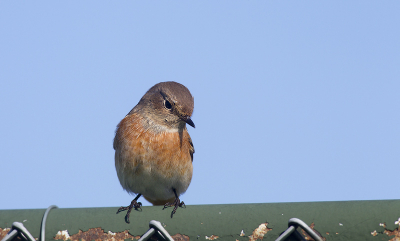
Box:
(163, 189, 185, 218)
(116, 193, 142, 223)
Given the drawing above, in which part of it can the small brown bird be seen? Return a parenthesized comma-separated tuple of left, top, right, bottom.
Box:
(113, 81, 195, 223)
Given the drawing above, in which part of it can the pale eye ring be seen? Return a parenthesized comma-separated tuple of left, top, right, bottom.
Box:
(164, 100, 172, 110)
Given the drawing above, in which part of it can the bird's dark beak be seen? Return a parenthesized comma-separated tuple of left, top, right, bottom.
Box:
(184, 116, 195, 128)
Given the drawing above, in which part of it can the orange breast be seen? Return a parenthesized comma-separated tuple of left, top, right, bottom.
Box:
(114, 112, 193, 195)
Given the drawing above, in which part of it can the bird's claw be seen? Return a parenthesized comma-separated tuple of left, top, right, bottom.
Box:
(116, 200, 142, 223)
(163, 198, 185, 218)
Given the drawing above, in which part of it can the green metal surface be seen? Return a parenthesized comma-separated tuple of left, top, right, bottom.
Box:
(1, 200, 399, 241)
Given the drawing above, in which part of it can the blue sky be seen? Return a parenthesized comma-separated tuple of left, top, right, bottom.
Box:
(1, 1, 399, 210)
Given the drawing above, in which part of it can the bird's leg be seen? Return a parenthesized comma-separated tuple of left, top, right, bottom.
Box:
(163, 189, 185, 218)
(116, 193, 142, 223)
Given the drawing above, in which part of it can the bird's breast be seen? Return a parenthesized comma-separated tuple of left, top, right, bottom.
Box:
(114, 113, 193, 196)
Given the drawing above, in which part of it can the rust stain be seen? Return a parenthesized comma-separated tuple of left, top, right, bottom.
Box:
(0, 228, 11, 240)
(53, 228, 190, 241)
(300, 222, 325, 241)
(171, 234, 190, 241)
(142, 233, 183, 241)
(384, 227, 400, 241)
(205, 235, 219, 240)
(55, 230, 71, 241)
(248, 223, 272, 241)
(54, 228, 137, 241)
(371, 218, 400, 240)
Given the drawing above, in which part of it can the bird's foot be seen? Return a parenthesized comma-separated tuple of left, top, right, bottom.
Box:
(116, 199, 142, 223)
(163, 197, 185, 218)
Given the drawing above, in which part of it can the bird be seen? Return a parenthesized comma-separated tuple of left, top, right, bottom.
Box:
(113, 81, 195, 223)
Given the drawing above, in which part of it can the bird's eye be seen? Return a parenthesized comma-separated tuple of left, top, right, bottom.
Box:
(164, 100, 172, 110)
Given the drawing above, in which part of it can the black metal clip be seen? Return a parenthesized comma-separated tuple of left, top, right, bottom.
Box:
(275, 218, 323, 241)
(138, 220, 174, 241)
(1, 205, 57, 241)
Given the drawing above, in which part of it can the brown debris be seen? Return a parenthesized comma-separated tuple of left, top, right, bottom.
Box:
(54, 228, 137, 241)
(171, 234, 190, 241)
(384, 226, 400, 241)
(0, 228, 11, 240)
(54, 230, 70, 241)
(205, 235, 219, 240)
(300, 222, 325, 241)
(53, 228, 191, 241)
(248, 223, 272, 241)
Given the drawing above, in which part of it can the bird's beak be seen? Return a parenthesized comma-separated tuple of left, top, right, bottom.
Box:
(184, 116, 195, 128)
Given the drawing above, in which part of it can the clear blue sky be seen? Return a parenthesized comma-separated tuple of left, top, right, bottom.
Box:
(1, 1, 399, 210)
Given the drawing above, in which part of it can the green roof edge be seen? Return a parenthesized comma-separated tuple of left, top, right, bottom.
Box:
(1, 200, 399, 241)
